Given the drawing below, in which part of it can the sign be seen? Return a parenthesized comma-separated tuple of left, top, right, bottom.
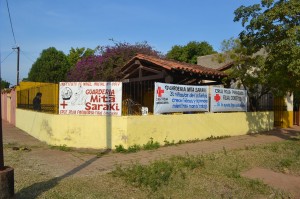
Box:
(141, 107, 148, 115)
(211, 87, 247, 112)
(59, 82, 122, 116)
(154, 82, 209, 114)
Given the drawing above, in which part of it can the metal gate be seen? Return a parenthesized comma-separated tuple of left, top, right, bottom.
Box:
(273, 97, 287, 127)
(293, 104, 299, 126)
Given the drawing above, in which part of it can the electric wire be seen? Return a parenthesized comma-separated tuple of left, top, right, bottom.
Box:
(5, 0, 17, 45)
(0, 50, 14, 64)
(20, 50, 35, 63)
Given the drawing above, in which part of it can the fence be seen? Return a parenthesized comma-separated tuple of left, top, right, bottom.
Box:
(17, 83, 59, 113)
(17, 81, 277, 115)
(273, 97, 287, 127)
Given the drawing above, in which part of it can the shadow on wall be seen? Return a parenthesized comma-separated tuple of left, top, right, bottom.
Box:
(246, 111, 273, 134)
(16, 156, 99, 198)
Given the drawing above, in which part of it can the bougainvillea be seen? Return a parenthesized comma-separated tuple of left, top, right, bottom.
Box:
(67, 41, 161, 81)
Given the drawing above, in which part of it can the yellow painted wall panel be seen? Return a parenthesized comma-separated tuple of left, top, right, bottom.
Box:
(16, 109, 128, 149)
(126, 112, 274, 146)
(282, 111, 293, 128)
(16, 109, 274, 149)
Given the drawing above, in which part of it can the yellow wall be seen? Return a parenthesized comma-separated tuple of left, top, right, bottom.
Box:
(126, 112, 273, 146)
(16, 109, 128, 149)
(282, 111, 293, 128)
(17, 81, 53, 91)
(16, 109, 274, 149)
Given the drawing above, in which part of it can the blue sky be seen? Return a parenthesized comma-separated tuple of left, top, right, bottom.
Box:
(0, 0, 260, 86)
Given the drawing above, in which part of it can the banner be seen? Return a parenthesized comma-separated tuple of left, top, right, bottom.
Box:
(59, 82, 122, 116)
(154, 82, 209, 114)
(210, 87, 247, 112)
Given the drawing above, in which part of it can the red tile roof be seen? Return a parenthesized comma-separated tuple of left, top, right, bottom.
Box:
(122, 54, 227, 77)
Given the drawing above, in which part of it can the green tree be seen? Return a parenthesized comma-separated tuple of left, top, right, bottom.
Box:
(28, 47, 70, 83)
(234, 0, 300, 95)
(1, 80, 10, 89)
(67, 47, 95, 68)
(218, 38, 272, 111)
(166, 41, 216, 64)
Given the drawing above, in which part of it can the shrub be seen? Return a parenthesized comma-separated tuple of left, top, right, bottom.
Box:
(143, 138, 160, 150)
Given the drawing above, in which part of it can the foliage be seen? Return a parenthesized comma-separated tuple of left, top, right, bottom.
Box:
(114, 144, 142, 153)
(143, 137, 160, 150)
(67, 47, 95, 68)
(163, 138, 176, 146)
(218, 38, 272, 111)
(28, 47, 70, 83)
(115, 144, 127, 153)
(205, 135, 231, 141)
(112, 155, 205, 191)
(50, 144, 72, 152)
(234, 0, 300, 95)
(166, 41, 216, 64)
(67, 41, 161, 81)
(127, 144, 142, 153)
(67, 55, 104, 81)
(1, 80, 10, 88)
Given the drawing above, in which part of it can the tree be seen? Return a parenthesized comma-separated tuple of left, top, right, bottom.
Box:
(234, 0, 300, 95)
(1, 80, 10, 89)
(28, 47, 70, 83)
(67, 41, 161, 81)
(218, 38, 272, 111)
(166, 41, 216, 64)
(67, 47, 95, 68)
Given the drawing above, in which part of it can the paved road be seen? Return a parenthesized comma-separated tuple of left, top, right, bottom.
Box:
(2, 120, 300, 177)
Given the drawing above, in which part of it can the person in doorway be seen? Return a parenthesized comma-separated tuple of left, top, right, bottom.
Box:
(33, 92, 42, 111)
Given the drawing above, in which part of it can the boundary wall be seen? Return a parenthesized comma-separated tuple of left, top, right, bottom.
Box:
(16, 109, 274, 149)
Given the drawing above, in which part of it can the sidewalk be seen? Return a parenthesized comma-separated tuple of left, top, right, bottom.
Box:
(2, 120, 300, 177)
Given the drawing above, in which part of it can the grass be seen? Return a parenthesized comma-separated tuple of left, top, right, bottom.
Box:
(3, 132, 300, 198)
(50, 144, 72, 152)
(114, 135, 232, 154)
(114, 138, 160, 153)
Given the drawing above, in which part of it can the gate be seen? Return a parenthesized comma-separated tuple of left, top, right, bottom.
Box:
(273, 97, 287, 127)
(293, 104, 299, 126)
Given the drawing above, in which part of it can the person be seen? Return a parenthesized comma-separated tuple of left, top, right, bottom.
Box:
(33, 92, 42, 111)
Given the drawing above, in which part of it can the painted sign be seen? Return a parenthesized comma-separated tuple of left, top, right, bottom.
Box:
(154, 82, 209, 114)
(59, 82, 122, 116)
(210, 87, 247, 112)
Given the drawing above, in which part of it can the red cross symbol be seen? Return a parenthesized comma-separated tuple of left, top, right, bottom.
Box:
(60, 100, 68, 109)
(214, 94, 221, 102)
(157, 86, 164, 97)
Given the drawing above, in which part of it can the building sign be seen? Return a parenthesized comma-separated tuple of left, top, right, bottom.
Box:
(59, 82, 122, 116)
(210, 87, 247, 112)
(154, 82, 209, 114)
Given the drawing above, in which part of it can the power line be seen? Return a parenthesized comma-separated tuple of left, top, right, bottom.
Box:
(0, 50, 14, 64)
(5, 0, 17, 45)
(20, 50, 35, 63)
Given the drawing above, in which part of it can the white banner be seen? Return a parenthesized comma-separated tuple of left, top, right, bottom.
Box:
(210, 87, 247, 112)
(59, 82, 122, 116)
(154, 82, 209, 114)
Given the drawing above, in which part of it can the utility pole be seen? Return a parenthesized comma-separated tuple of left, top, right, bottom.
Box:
(0, 51, 3, 169)
(12, 46, 20, 85)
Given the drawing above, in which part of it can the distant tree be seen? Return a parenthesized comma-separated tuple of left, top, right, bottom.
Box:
(67, 41, 161, 81)
(1, 80, 10, 89)
(28, 47, 70, 83)
(67, 47, 95, 68)
(234, 0, 300, 95)
(166, 41, 216, 64)
(218, 38, 272, 111)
